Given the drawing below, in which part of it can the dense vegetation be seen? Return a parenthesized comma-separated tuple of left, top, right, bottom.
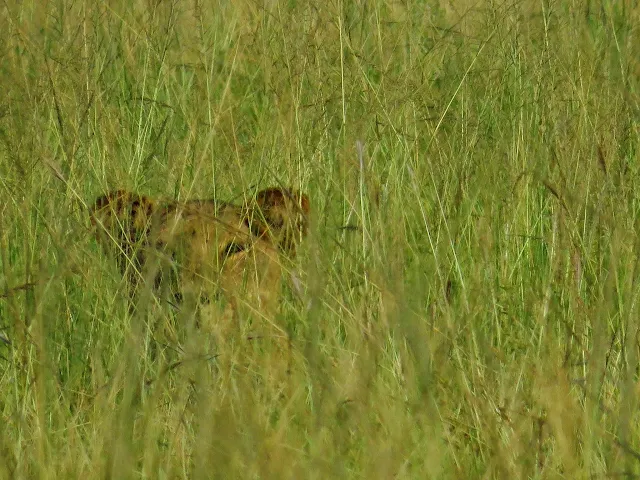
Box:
(1, 1, 639, 477)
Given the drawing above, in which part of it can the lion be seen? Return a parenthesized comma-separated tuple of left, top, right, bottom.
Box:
(89, 187, 310, 322)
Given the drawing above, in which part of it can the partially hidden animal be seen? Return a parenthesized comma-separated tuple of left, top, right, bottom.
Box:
(89, 187, 310, 320)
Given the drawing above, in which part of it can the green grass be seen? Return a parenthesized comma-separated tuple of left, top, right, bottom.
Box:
(1, 0, 640, 477)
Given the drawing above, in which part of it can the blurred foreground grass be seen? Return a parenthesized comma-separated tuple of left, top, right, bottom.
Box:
(0, 0, 640, 478)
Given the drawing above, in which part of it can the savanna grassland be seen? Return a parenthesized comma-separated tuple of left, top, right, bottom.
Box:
(1, 0, 639, 478)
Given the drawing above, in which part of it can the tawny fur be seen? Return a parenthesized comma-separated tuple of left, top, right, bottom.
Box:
(90, 187, 310, 319)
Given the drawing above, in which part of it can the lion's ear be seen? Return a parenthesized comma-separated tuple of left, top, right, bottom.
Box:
(254, 187, 309, 213)
(90, 190, 124, 226)
(250, 187, 310, 254)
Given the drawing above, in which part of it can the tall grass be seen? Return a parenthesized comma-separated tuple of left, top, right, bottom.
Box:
(0, 0, 639, 477)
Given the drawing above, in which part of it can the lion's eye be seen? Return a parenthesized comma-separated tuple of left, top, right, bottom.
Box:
(221, 241, 247, 258)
